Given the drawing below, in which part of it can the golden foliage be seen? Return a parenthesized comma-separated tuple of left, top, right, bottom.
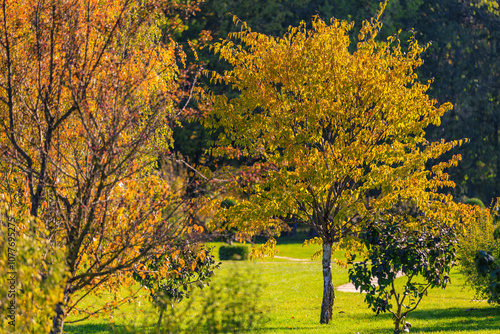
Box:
(205, 7, 469, 250)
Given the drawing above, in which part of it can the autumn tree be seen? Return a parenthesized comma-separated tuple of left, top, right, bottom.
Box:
(184, 0, 500, 205)
(0, 0, 212, 333)
(205, 4, 468, 324)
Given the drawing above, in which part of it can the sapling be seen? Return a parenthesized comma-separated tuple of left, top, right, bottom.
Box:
(349, 220, 457, 333)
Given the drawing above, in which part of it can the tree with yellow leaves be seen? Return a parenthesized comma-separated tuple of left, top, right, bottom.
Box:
(205, 4, 469, 324)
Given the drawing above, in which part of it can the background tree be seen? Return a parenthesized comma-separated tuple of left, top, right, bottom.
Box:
(180, 0, 500, 206)
(389, 0, 500, 204)
(205, 5, 467, 324)
(0, 0, 213, 333)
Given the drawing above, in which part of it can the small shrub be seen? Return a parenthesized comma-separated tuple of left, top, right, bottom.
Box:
(219, 245, 250, 261)
(193, 265, 268, 333)
(132, 245, 220, 334)
(220, 198, 236, 208)
(0, 203, 66, 334)
(111, 265, 268, 334)
(475, 249, 500, 303)
(463, 197, 486, 208)
(457, 199, 500, 301)
(349, 221, 457, 334)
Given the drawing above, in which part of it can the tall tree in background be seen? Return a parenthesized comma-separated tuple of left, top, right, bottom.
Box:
(0, 0, 211, 333)
(183, 0, 499, 205)
(205, 6, 468, 324)
(412, 0, 499, 204)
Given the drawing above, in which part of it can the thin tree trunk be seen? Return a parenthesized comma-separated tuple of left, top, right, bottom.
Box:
(157, 308, 164, 334)
(394, 309, 402, 333)
(320, 242, 335, 324)
(50, 287, 69, 334)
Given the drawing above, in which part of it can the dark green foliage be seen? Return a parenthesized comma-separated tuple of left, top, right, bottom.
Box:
(349, 221, 457, 333)
(475, 250, 497, 276)
(475, 250, 500, 304)
(219, 245, 250, 261)
(220, 198, 236, 208)
(366, 0, 500, 204)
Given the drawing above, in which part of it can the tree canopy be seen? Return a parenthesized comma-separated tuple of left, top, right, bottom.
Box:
(205, 5, 470, 323)
(180, 0, 500, 205)
(0, 0, 211, 332)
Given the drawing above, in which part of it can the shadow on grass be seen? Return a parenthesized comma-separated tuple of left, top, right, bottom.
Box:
(64, 322, 156, 334)
(64, 323, 110, 333)
(64, 306, 500, 334)
(408, 306, 500, 332)
(352, 306, 500, 334)
(65, 323, 284, 334)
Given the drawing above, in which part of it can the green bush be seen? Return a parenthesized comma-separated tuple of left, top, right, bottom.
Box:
(0, 203, 66, 334)
(475, 249, 500, 303)
(193, 265, 268, 333)
(349, 221, 457, 333)
(463, 197, 486, 208)
(220, 198, 236, 208)
(219, 245, 250, 261)
(111, 265, 268, 334)
(457, 203, 499, 301)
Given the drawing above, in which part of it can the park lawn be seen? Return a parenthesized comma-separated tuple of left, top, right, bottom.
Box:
(206, 241, 343, 262)
(252, 263, 498, 333)
(64, 243, 499, 334)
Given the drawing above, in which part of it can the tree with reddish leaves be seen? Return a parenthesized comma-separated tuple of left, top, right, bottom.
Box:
(0, 0, 213, 333)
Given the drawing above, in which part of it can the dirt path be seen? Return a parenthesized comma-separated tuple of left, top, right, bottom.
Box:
(261, 256, 404, 293)
(336, 271, 405, 293)
(273, 255, 316, 262)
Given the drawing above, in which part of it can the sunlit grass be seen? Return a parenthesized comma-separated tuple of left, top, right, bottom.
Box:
(205, 240, 342, 262)
(64, 242, 500, 334)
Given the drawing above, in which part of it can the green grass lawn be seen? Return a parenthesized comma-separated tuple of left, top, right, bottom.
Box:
(64, 242, 500, 334)
(205, 240, 343, 262)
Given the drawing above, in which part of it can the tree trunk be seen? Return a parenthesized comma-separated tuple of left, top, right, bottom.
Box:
(320, 242, 335, 324)
(157, 308, 164, 334)
(394, 311, 402, 333)
(50, 287, 70, 334)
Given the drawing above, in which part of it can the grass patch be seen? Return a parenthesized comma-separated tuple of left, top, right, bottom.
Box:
(64, 243, 500, 334)
(206, 239, 343, 262)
